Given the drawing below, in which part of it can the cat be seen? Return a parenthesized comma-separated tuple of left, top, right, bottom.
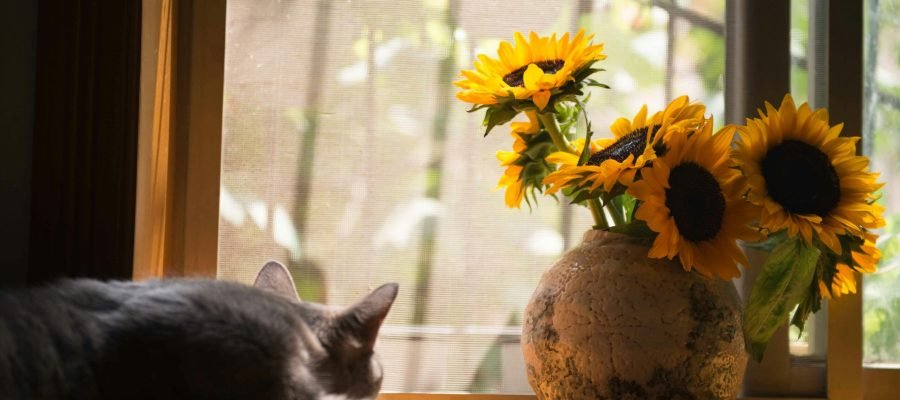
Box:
(0, 261, 398, 400)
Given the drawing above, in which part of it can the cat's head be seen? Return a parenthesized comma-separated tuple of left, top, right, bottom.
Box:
(254, 261, 398, 400)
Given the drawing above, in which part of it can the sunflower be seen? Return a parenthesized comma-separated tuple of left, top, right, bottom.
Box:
(495, 111, 552, 208)
(543, 96, 706, 196)
(454, 30, 606, 111)
(627, 123, 761, 279)
(732, 94, 885, 255)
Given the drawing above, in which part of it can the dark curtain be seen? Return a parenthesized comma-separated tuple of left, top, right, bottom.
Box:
(28, 0, 142, 283)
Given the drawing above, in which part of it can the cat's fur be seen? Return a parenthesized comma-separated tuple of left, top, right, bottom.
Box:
(0, 261, 398, 400)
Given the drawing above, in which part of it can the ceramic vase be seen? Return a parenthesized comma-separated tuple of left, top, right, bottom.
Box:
(521, 230, 747, 399)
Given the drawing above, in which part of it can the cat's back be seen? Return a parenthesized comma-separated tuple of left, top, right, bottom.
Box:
(0, 263, 398, 400)
(0, 279, 149, 399)
(0, 278, 308, 400)
(95, 278, 309, 400)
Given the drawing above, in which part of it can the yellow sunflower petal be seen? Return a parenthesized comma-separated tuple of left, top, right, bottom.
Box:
(818, 229, 842, 255)
(496, 150, 519, 165)
(546, 151, 580, 165)
(503, 177, 524, 208)
(532, 90, 551, 111)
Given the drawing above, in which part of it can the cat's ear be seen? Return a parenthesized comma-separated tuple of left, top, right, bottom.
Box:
(253, 261, 301, 302)
(338, 283, 398, 352)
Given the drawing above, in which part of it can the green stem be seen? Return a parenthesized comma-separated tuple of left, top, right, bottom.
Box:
(587, 198, 609, 230)
(607, 201, 626, 226)
(539, 111, 608, 229)
(537, 112, 574, 154)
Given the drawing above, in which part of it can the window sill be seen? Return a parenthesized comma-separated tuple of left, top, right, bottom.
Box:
(378, 394, 825, 400)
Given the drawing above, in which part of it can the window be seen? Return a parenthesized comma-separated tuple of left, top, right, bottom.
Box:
(863, 0, 900, 368)
(217, 0, 726, 394)
(788, 0, 825, 360)
(136, 0, 894, 397)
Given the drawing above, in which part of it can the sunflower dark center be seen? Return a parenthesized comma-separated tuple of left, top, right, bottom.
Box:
(760, 139, 841, 216)
(587, 125, 661, 166)
(503, 59, 565, 87)
(665, 162, 725, 243)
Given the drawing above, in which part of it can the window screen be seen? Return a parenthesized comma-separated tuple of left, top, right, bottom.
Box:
(218, 0, 725, 392)
(863, 0, 900, 366)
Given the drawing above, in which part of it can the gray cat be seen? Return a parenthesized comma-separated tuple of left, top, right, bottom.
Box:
(0, 261, 398, 400)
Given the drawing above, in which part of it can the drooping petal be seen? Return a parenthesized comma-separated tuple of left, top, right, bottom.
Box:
(532, 90, 551, 111)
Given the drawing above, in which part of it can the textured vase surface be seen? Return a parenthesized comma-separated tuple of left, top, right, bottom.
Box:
(521, 230, 747, 399)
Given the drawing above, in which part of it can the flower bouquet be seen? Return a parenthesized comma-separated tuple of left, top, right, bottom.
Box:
(455, 30, 884, 398)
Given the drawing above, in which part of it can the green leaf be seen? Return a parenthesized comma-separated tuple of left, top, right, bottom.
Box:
(575, 100, 594, 166)
(790, 254, 826, 332)
(743, 230, 787, 252)
(617, 194, 637, 223)
(466, 104, 489, 113)
(569, 188, 601, 205)
(571, 61, 604, 81)
(559, 119, 577, 138)
(522, 142, 552, 160)
(483, 107, 518, 136)
(584, 79, 611, 89)
(743, 236, 821, 362)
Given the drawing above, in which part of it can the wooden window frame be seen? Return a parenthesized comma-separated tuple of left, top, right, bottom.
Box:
(135, 0, 898, 398)
(134, 0, 224, 279)
(824, 0, 900, 398)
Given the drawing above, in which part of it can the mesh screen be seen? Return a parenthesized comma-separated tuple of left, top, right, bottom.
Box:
(219, 0, 725, 392)
(863, 0, 900, 365)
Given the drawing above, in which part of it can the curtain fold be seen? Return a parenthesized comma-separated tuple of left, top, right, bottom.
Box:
(28, 0, 142, 283)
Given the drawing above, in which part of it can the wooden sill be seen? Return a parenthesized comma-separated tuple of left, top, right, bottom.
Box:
(379, 395, 532, 400)
(378, 394, 825, 400)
